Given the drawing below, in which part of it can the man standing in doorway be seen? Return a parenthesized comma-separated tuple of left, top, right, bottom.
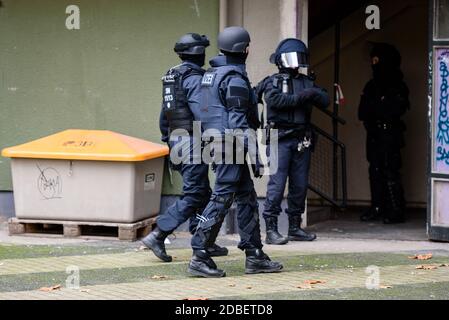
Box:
(359, 42, 410, 224)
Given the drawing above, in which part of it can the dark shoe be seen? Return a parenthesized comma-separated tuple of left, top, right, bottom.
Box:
(245, 249, 283, 274)
(264, 217, 288, 245)
(141, 227, 172, 262)
(207, 244, 229, 257)
(288, 215, 317, 241)
(188, 250, 226, 278)
(360, 206, 382, 222)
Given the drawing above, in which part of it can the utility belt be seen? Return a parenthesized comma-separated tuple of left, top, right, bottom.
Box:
(264, 122, 315, 153)
(365, 120, 406, 133)
(266, 122, 311, 139)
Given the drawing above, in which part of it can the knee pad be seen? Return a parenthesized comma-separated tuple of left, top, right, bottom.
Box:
(197, 194, 234, 232)
(212, 194, 235, 210)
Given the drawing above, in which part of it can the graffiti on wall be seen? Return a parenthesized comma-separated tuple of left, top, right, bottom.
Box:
(435, 47, 449, 173)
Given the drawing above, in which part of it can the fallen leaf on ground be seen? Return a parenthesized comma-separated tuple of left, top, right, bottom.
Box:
(183, 297, 209, 300)
(228, 284, 236, 287)
(409, 253, 433, 260)
(304, 280, 326, 285)
(38, 284, 61, 292)
(415, 265, 438, 270)
(80, 289, 90, 293)
(439, 264, 449, 267)
(151, 275, 168, 280)
(296, 280, 326, 290)
(379, 285, 393, 289)
(246, 286, 253, 289)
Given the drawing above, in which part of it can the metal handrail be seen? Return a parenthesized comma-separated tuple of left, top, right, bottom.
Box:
(308, 124, 348, 209)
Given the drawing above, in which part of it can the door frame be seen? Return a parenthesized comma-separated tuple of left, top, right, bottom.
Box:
(427, 0, 449, 242)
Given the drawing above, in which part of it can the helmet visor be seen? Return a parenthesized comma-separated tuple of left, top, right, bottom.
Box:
(280, 52, 309, 68)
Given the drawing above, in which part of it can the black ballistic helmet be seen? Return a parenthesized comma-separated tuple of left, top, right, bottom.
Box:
(270, 38, 309, 69)
(174, 33, 210, 55)
(218, 26, 251, 54)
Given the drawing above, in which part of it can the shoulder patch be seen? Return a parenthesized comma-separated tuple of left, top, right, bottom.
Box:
(201, 72, 216, 86)
(161, 74, 176, 83)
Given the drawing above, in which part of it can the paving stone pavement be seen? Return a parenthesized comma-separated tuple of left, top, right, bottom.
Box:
(1, 263, 449, 300)
(1, 247, 449, 300)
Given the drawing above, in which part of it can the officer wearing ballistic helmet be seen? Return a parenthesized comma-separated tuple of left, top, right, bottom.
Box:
(141, 33, 228, 262)
(188, 26, 283, 278)
(256, 38, 330, 245)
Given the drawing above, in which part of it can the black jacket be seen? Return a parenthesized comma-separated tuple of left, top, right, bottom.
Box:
(256, 73, 329, 130)
(358, 72, 410, 149)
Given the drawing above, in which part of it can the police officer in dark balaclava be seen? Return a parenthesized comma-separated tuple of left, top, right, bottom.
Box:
(256, 39, 330, 245)
(189, 26, 283, 278)
(358, 42, 409, 224)
(141, 33, 229, 262)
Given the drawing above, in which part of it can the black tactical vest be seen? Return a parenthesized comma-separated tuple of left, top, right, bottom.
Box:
(200, 66, 258, 133)
(161, 64, 203, 134)
(266, 73, 314, 128)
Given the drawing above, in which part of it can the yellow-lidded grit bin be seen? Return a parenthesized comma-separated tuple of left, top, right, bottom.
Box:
(1, 130, 169, 223)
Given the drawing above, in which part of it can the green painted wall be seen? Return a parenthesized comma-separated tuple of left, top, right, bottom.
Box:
(0, 0, 219, 194)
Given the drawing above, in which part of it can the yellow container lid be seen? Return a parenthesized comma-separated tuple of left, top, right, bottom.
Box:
(1, 129, 169, 162)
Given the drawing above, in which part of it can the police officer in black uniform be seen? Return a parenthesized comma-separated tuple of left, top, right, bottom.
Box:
(359, 42, 409, 224)
(188, 26, 283, 278)
(256, 38, 329, 245)
(141, 33, 228, 262)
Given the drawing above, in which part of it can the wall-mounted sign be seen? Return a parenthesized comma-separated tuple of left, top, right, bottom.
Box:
(433, 47, 449, 174)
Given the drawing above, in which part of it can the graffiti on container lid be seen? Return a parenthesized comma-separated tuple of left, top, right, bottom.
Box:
(62, 140, 94, 148)
(36, 164, 62, 200)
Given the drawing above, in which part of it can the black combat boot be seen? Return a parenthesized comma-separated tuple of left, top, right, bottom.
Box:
(188, 250, 226, 278)
(141, 227, 172, 262)
(245, 249, 283, 274)
(207, 244, 229, 257)
(288, 215, 317, 241)
(264, 217, 288, 245)
(360, 206, 383, 222)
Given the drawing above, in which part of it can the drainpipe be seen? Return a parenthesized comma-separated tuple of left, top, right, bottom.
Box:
(280, 0, 309, 227)
(219, 0, 228, 31)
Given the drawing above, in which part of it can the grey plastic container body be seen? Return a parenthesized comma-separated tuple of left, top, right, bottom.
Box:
(10, 157, 164, 223)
